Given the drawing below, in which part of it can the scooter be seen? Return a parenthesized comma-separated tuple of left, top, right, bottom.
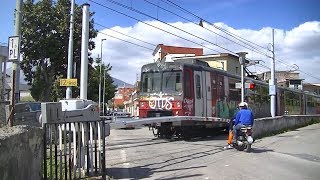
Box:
(233, 126, 254, 152)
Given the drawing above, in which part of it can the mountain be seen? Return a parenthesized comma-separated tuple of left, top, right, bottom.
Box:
(112, 77, 134, 88)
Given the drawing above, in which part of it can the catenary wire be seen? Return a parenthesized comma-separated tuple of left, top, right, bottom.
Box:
(163, 0, 270, 53)
(143, 0, 272, 58)
(97, 31, 154, 51)
(95, 22, 157, 47)
(89, 0, 222, 53)
(163, 0, 320, 81)
(104, 0, 239, 55)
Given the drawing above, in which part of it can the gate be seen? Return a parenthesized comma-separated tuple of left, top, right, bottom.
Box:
(43, 120, 107, 179)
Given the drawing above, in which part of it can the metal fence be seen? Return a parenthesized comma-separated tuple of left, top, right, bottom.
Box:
(43, 120, 106, 180)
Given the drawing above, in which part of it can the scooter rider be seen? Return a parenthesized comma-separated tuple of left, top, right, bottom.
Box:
(232, 102, 254, 143)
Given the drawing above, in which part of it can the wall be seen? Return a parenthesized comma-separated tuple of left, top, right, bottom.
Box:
(0, 125, 43, 180)
(253, 115, 320, 138)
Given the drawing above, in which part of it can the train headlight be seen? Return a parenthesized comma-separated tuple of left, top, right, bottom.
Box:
(177, 101, 181, 108)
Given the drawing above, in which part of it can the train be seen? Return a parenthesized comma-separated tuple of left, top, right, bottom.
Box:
(138, 59, 320, 138)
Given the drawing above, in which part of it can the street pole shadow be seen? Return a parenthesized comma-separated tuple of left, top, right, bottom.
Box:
(250, 148, 274, 153)
(107, 167, 152, 179)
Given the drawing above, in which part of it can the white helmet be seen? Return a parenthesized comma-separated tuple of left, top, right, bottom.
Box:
(239, 102, 248, 107)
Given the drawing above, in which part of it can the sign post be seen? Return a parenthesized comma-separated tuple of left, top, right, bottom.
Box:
(60, 79, 78, 87)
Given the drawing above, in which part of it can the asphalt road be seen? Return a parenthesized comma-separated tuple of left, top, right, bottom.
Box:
(105, 123, 320, 180)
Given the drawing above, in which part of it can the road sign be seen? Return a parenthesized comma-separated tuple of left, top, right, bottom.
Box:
(235, 82, 252, 89)
(60, 79, 78, 86)
(8, 36, 20, 60)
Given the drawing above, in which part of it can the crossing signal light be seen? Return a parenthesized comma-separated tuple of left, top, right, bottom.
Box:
(249, 83, 255, 90)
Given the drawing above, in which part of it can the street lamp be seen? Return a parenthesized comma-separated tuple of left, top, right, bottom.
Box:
(98, 39, 106, 114)
(102, 69, 108, 115)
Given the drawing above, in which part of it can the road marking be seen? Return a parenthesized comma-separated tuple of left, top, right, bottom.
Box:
(120, 149, 130, 178)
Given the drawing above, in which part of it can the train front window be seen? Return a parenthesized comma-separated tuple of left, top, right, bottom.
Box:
(141, 71, 182, 93)
(142, 72, 161, 93)
(162, 71, 182, 93)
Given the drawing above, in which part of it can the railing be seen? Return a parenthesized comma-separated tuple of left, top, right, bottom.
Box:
(43, 120, 106, 180)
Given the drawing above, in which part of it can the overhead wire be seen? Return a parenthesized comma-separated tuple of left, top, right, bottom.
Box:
(97, 31, 154, 51)
(95, 22, 157, 47)
(163, 0, 270, 53)
(163, 0, 320, 81)
(89, 0, 222, 53)
(102, 0, 227, 53)
(144, 0, 272, 58)
(93, 0, 320, 81)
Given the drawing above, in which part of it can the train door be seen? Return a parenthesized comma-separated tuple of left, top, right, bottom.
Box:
(194, 71, 204, 116)
(211, 72, 217, 117)
(205, 71, 212, 117)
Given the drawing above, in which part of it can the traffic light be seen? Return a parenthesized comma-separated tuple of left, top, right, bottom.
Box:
(249, 83, 255, 90)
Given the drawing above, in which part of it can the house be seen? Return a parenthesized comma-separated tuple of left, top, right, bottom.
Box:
(172, 53, 242, 75)
(303, 83, 320, 95)
(152, 44, 203, 62)
(256, 71, 304, 90)
(113, 86, 135, 110)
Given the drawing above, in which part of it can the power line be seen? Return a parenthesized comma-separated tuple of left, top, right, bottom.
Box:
(97, 31, 154, 51)
(104, 0, 240, 54)
(163, 0, 270, 53)
(95, 22, 157, 47)
(162, 0, 320, 81)
(89, 0, 222, 53)
(93, 0, 320, 81)
(144, 0, 271, 58)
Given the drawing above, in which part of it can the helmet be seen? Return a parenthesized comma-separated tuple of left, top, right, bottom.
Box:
(239, 102, 248, 108)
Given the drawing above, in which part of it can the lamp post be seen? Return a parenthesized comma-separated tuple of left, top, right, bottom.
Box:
(98, 39, 106, 114)
(102, 69, 108, 115)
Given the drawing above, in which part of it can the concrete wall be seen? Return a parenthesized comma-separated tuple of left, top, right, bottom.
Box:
(253, 115, 320, 138)
(0, 125, 43, 180)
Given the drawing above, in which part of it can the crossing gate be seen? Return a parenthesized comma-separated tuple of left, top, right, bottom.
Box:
(41, 102, 109, 180)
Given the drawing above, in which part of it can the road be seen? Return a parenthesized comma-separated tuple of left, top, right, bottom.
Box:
(105, 123, 320, 180)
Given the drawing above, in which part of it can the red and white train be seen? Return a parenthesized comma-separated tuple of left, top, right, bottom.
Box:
(138, 59, 320, 138)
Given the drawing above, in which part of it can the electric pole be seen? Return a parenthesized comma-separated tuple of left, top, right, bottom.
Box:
(270, 29, 276, 117)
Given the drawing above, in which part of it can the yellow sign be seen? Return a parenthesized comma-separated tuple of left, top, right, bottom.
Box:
(60, 79, 77, 86)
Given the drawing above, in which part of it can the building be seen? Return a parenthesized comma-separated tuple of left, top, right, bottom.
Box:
(173, 53, 241, 75)
(113, 86, 135, 110)
(257, 71, 300, 83)
(152, 44, 203, 62)
(303, 83, 320, 95)
(256, 71, 304, 90)
(124, 81, 140, 117)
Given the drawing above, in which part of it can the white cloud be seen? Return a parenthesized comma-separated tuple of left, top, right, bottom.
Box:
(91, 21, 320, 84)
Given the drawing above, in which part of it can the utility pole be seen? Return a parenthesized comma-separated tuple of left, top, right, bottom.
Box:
(270, 29, 276, 117)
(66, 0, 75, 99)
(12, 0, 22, 103)
(99, 39, 106, 114)
(80, 3, 90, 99)
(237, 52, 248, 102)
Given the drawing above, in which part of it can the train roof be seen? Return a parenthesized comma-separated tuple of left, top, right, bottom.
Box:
(142, 61, 320, 98)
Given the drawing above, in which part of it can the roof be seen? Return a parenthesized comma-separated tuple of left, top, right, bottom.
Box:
(152, 44, 203, 57)
(173, 53, 239, 60)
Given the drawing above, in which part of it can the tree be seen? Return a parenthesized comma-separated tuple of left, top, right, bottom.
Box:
(20, 0, 98, 101)
(88, 58, 117, 103)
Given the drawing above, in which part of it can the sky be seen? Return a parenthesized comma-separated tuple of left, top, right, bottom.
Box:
(1, 0, 320, 84)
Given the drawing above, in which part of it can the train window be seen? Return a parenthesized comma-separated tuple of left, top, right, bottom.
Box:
(184, 71, 191, 97)
(196, 74, 201, 99)
(162, 71, 182, 93)
(141, 72, 161, 92)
